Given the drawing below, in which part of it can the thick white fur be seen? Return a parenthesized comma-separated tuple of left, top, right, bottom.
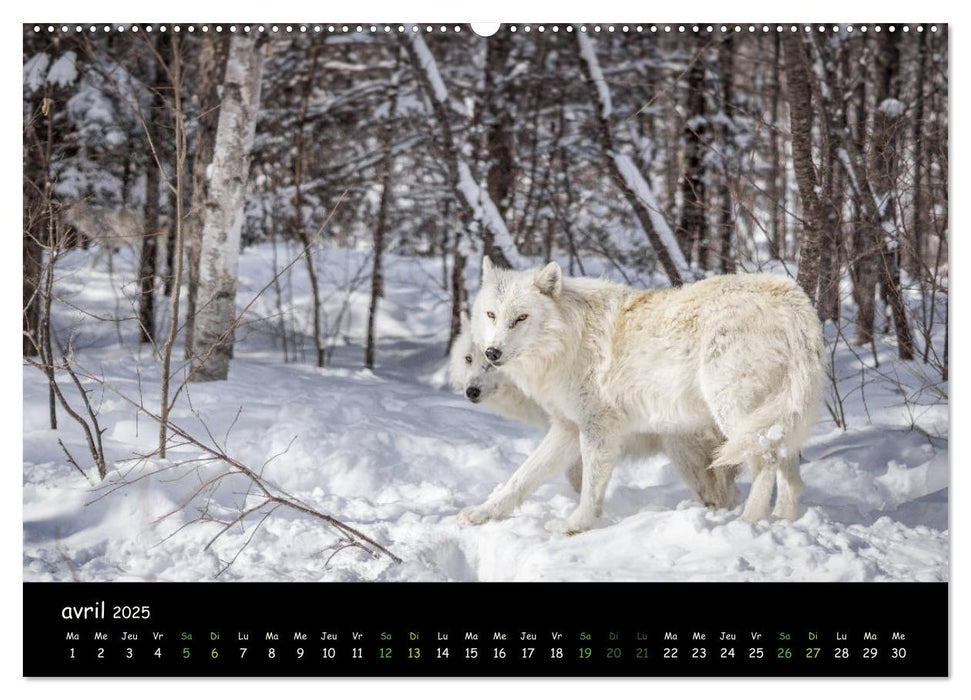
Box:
(60, 202, 167, 269)
(448, 312, 738, 510)
(460, 259, 824, 533)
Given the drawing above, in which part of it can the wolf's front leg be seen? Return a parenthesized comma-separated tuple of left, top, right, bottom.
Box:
(458, 422, 579, 526)
(545, 429, 620, 534)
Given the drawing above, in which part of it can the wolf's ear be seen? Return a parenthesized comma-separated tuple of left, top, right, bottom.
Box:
(534, 262, 563, 298)
(459, 311, 470, 332)
(481, 255, 495, 283)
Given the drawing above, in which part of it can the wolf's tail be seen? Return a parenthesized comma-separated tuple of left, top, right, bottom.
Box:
(709, 306, 826, 470)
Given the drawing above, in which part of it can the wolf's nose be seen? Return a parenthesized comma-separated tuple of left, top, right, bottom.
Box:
(485, 347, 502, 363)
(465, 386, 481, 401)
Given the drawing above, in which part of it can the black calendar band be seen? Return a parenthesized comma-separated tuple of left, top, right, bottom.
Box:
(24, 581, 948, 677)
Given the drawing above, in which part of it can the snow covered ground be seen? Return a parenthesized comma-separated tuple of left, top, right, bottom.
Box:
(23, 244, 948, 582)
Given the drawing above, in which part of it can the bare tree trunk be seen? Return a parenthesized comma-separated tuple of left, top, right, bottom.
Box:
(717, 35, 735, 273)
(159, 34, 188, 457)
(576, 31, 689, 286)
(23, 210, 43, 357)
(138, 45, 163, 344)
(23, 83, 52, 358)
(40, 205, 58, 429)
(678, 49, 707, 265)
(845, 37, 879, 347)
(782, 35, 824, 303)
(365, 59, 401, 370)
(24, 77, 60, 423)
(870, 30, 914, 360)
(482, 32, 515, 267)
(448, 239, 466, 353)
(138, 155, 159, 343)
(767, 32, 785, 260)
(120, 130, 135, 209)
(816, 39, 846, 323)
(184, 34, 227, 359)
(910, 28, 928, 281)
(163, 168, 178, 297)
(189, 34, 264, 382)
(292, 48, 325, 367)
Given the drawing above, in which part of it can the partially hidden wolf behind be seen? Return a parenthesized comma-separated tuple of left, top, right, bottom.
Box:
(448, 312, 737, 509)
(460, 258, 825, 533)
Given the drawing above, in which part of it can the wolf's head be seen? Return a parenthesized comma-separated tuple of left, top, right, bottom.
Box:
(448, 311, 504, 403)
(470, 257, 563, 369)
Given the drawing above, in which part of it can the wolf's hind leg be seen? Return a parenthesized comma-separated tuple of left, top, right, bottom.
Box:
(772, 452, 802, 520)
(710, 463, 741, 510)
(740, 456, 775, 523)
(662, 432, 737, 509)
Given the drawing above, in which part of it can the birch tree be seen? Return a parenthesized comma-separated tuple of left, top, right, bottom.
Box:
(183, 34, 227, 360)
(766, 33, 787, 260)
(189, 33, 264, 382)
(576, 30, 690, 287)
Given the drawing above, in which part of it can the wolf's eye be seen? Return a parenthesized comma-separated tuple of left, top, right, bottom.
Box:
(464, 355, 472, 364)
(516, 314, 528, 323)
(486, 311, 495, 320)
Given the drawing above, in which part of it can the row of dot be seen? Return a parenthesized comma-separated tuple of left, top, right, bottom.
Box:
(32, 24, 940, 35)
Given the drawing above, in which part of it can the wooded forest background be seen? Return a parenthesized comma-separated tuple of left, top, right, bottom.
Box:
(23, 24, 948, 452)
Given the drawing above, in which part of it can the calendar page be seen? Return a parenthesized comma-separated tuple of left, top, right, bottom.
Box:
(22, 21, 948, 678)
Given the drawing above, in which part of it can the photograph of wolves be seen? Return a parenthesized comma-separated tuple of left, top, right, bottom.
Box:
(459, 258, 823, 533)
(24, 24, 947, 582)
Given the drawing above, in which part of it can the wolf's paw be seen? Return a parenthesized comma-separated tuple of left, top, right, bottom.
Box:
(739, 507, 771, 524)
(544, 512, 593, 535)
(543, 518, 576, 535)
(457, 503, 499, 526)
(771, 502, 800, 520)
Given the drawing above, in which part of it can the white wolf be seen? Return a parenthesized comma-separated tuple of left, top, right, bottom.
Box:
(59, 202, 167, 270)
(448, 311, 738, 509)
(460, 258, 824, 533)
